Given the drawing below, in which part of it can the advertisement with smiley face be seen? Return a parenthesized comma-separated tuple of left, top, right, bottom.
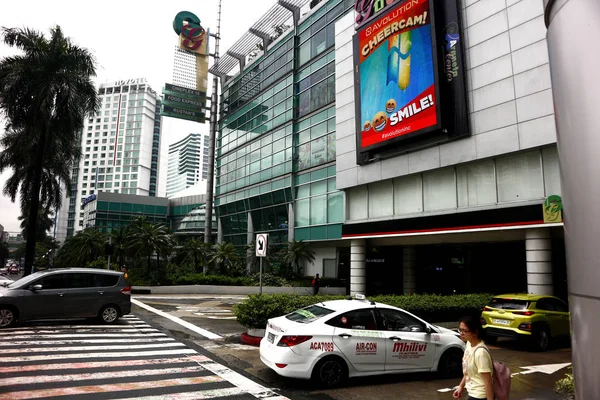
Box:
(355, 0, 440, 152)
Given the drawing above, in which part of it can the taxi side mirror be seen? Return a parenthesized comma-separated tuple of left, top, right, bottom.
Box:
(30, 284, 42, 291)
(425, 325, 433, 334)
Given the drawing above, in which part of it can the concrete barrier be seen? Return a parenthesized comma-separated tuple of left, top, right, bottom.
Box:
(131, 285, 347, 295)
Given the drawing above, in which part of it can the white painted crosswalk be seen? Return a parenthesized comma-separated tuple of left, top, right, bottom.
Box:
(0, 315, 288, 400)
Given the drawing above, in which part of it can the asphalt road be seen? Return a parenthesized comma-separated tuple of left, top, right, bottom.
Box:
(132, 294, 573, 400)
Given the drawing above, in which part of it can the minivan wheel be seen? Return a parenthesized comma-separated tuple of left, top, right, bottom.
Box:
(99, 305, 120, 324)
(0, 307, 16, 328)
(311, 356, 348, 388)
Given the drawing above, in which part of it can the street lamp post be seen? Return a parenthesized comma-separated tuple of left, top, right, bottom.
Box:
(204, 0, 223, 245)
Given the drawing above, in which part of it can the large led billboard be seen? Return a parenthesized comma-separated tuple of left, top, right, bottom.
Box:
(353, 0, 469, 164)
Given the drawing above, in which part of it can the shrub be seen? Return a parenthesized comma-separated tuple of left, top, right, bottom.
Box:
(174, 273, 254, 286)
(555, 367, 575, 399)
(233, 293, 494, 329)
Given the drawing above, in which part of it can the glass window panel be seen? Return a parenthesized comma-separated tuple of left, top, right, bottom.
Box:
(311, 121, 327, 139)
(311, 167, 328, 181)
(393, 175, 423, 215)
(327, 192, 343, 223)
(273, 138, 285, 153)
(310, 195, 327, 225)
(296, 184, 310, 199)
(457, 160, 497, 207)
(261, 156, 272, 169)
(311, 180, 327, 196)
(298, 42, 310, 66)
(496, 151, 544, 202)
(273, 150, 285, 165)
(423, 168, 457, 211)
(327, 178, 336, 192)
(299, 129, 311, 144)
(297, 142, 310, 171)
(295, 199, 309, 227)
(368, 181, 393, 218)
(348, 186, 368, 220)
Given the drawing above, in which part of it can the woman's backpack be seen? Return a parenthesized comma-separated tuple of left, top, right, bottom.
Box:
(476, 346, 511, 400)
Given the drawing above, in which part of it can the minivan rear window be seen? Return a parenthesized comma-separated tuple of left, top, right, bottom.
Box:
(488, 298, 530, 310)
(285, 305, 334, 323)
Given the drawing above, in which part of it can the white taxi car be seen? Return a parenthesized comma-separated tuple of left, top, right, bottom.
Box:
(259, 295, 465, 387)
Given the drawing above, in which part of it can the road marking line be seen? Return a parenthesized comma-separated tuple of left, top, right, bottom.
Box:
(0, 342, 186, 354)
(0, 338, 176, 346)
(0, 348, 197, 362)
(0, 324, 150, 330)
(117, 387, 247, 399)
(0, 333, 167, 340)
(0, 375, 225, 399)
(0, 365, 208, 386)
(132, 298, 222, 340)
(0, 357, 197, 374)
(188, 355, 289, 400)
(0, 328, 159, 335)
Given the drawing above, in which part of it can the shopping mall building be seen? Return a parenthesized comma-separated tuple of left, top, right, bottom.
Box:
(211, 0, 565, 298)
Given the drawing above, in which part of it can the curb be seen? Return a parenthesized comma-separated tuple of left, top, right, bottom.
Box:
(240, 332, 262, 347)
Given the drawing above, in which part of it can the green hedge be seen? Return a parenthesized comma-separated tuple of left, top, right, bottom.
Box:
(175, 273, 254, 286)
(233, 293, 494, 329)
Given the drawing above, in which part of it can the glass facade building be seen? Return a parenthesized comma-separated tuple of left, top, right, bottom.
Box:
(215, 0, 354, 254)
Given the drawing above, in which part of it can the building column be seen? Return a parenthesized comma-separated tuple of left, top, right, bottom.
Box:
(350, 239, 366, 296)
(403, 247, 416, 295)
(246, 212, 254, 273)
(287, 203, 294, 242)
(525, 228, 553, 295)
(216, 218, 223, 244)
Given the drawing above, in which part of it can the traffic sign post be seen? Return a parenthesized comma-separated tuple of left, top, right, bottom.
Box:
(256, 234, 268, 294)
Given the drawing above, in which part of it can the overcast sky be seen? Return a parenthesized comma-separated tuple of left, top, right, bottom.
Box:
(0, 0, 278, 233)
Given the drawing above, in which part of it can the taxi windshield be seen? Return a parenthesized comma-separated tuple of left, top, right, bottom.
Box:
(286, 305, 334, 323)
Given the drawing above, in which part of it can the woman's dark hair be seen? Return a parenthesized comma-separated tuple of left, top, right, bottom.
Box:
(459, 315, 485, 339)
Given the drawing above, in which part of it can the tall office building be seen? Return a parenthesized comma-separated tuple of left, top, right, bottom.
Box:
(166, 133, 210, 197)
(55, 78, 162, 242)
(173, 46, 198, 89)
(211, 0, 567, 297)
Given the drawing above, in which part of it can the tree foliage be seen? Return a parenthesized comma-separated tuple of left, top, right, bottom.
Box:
(0, 26, 99, 275)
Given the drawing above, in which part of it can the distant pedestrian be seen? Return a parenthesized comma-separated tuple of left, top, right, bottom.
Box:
(311, 273, 320, 295)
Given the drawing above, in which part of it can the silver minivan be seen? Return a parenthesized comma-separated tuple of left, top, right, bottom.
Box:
(0, 268, 131, 328)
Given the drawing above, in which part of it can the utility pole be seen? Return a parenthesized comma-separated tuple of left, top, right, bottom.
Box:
(204, 0, 222, 245)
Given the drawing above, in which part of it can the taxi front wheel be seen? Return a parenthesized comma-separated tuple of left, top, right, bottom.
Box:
(311, 356, 348, 388)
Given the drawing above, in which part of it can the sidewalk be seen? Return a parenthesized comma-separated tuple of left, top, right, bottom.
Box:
(132, 284, 346, 295)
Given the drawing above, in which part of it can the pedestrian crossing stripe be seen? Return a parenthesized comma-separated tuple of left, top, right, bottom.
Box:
(0, 315, 288, 400)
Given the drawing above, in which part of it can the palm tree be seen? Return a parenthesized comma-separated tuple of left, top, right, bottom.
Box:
(284, 240, 316, 277)
(55, 229, 107, 267)
(18, 208, 54, 241)
(0, 26, 99, 276)
(110, 227, 129, 269)
(177, 237, 210, 273)
(210, 242, 240, 275)
(127, 220, 174, 275)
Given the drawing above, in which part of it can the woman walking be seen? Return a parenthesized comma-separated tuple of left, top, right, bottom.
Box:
(453, 316, 494, 400)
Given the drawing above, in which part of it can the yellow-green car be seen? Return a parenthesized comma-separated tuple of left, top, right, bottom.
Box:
(480, 294, 570, 351)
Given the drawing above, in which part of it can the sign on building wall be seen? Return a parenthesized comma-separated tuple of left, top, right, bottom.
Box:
(172, 11, 210, 97)
(353, 0, 470, 164)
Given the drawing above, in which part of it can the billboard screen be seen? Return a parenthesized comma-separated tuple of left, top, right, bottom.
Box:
(355, 0, 440, 152)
